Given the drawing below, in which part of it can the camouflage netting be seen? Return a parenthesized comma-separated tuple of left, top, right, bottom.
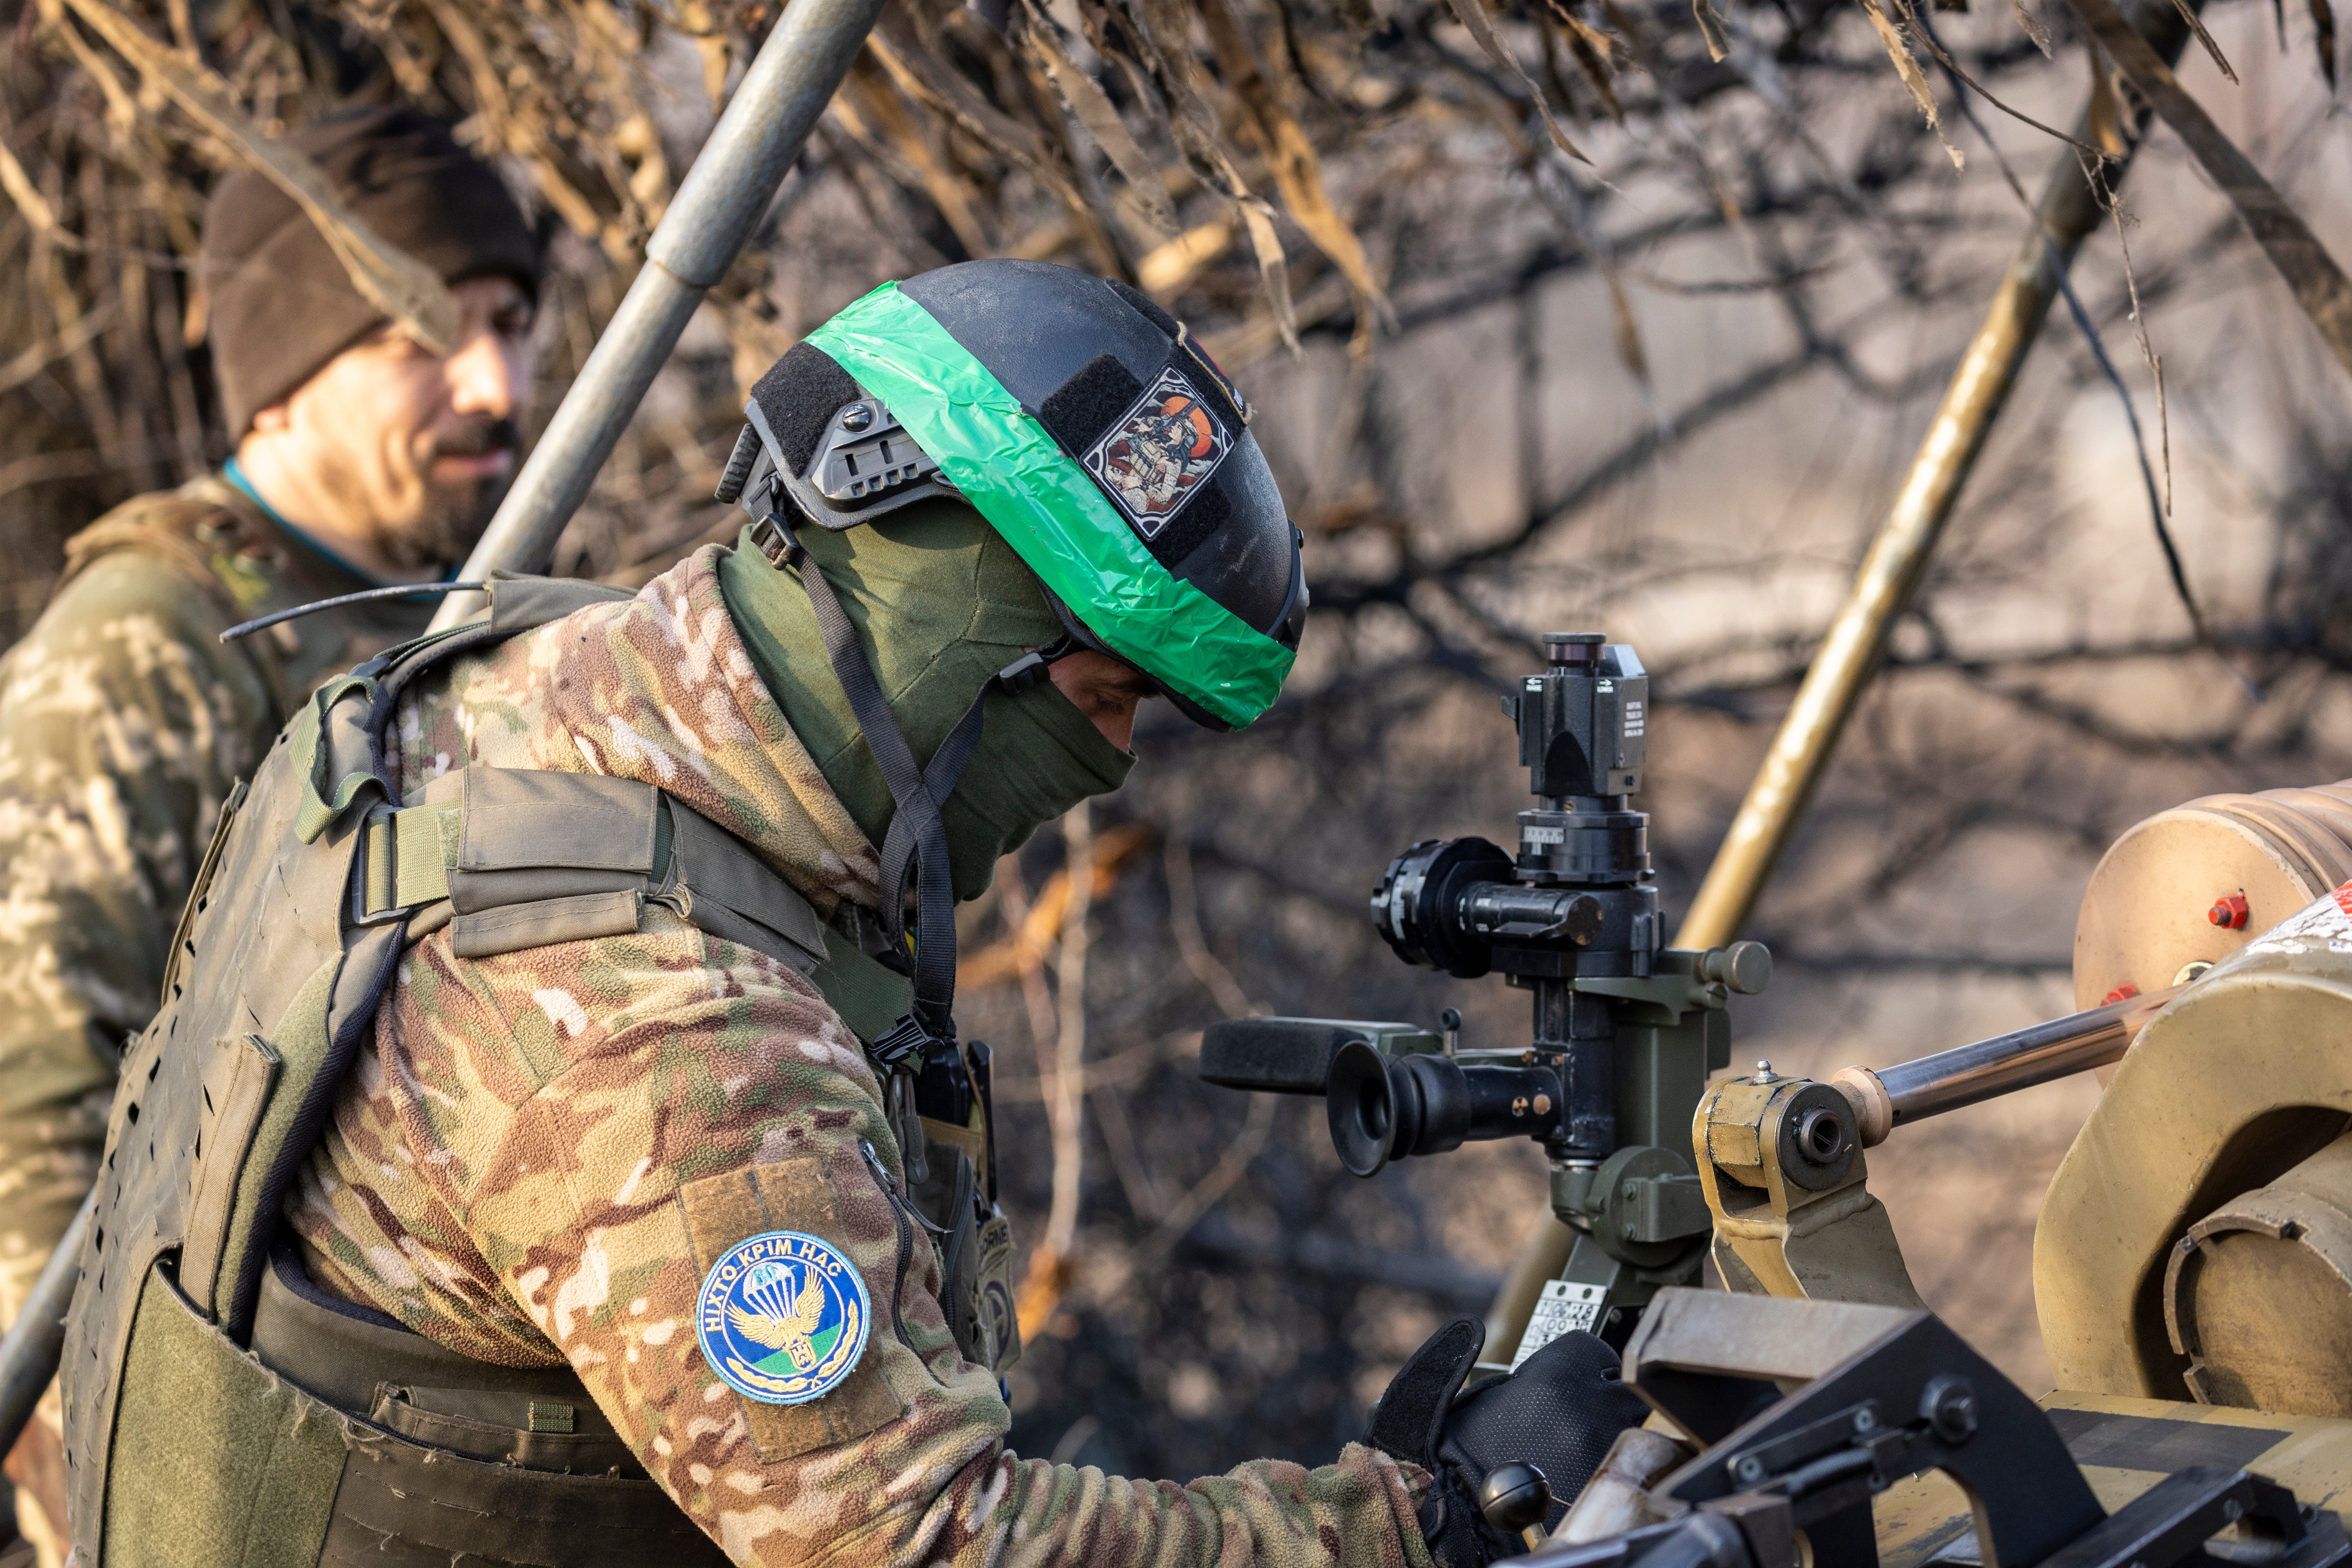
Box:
(2, 0, 2348, 1486)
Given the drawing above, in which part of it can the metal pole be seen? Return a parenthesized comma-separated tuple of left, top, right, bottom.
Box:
(1834, 983, 2181, 1144)
(1483, 1214, 1574, 1364)
(0, 1194, 91, 1457)
(427, 0, 887, 632)
(1672, 0, 2198, 953)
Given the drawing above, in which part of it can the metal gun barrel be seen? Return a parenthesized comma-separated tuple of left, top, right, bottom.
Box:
(1835, 984, 2181, 1144)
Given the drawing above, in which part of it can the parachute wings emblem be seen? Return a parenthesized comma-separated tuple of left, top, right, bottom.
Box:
(726, 1261, 830, 1372)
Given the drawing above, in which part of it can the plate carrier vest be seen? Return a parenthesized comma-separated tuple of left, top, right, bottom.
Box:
(59, 576, 1016, 1567)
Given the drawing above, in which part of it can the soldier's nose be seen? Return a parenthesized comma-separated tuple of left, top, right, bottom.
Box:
(445, 331, 517, 419)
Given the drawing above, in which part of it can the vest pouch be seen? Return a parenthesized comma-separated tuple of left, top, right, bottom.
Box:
(250, 1250, 731, 1567)
(97, 1254, 731, 1568)
(971, 1203, 1022, 1373)
(318, 1413, 725, 1568)
(100, 1259, 348, 1568)
(365, 1384, 645, 1477)
(915, 1144, 976, 1357)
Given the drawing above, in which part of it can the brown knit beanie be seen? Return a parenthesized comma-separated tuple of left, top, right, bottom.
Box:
(202, 105, 541, 437)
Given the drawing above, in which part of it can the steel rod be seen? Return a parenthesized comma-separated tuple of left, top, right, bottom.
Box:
(0, 1192, 92, 1457)
(1836, 984, 2181, 1144)
(426, 0, 886, 631)
(1671, 0, 2198, 954)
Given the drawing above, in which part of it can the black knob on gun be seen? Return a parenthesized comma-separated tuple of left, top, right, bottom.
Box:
(1478, 1461, 1554, 1552)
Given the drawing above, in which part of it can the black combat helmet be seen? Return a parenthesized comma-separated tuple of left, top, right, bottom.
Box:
(717, 260, 1307, 731)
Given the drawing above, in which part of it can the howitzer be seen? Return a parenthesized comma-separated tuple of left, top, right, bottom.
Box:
(1499, 1289, 2352, 1568)
(1201, 632, 1777, 1357)
(1197, 641, 2352, 1566)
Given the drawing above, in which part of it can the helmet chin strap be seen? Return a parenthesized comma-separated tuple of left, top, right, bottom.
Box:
(752, 491, 1058, 1074)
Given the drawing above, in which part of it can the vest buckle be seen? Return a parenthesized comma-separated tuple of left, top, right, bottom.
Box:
(868, 1012, 936, 1071)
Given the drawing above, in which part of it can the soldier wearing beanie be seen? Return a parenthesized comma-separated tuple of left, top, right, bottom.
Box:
(0, 103, 538, 1564)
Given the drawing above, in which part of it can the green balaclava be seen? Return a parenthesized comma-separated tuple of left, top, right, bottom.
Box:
(719, 499, 1135, 901)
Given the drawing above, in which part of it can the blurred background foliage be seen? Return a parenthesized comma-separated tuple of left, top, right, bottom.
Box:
(2, 0, 2349, 1483)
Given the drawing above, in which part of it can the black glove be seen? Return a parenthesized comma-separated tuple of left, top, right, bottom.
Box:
(1369, 1315, 1651, 1568)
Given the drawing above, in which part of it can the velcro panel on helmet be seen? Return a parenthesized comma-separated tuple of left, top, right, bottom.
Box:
(1146, 474, 1230, 570)
(1175, 336, 1249, 431)
(749, 341, 863, 477)
(1036, 353, 1144, 455)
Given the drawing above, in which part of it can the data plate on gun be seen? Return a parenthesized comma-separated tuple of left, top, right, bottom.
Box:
(1511, 1281, 1607, 1368)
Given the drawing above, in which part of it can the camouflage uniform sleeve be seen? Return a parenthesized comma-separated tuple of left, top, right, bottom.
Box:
(355, 912, 1435, 1568)
(0, 553, 274, 1326)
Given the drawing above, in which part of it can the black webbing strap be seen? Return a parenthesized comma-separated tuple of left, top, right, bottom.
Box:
(756, 508, 982, 1051)
(875, 695, 984, 999)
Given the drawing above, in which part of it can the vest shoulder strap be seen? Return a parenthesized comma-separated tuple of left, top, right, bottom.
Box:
(285, 575, 635, 847)
(352, 764, 915, 1040)
(485, 571, 637, 632)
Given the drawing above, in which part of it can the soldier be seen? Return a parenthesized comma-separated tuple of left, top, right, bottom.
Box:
(0, 105, 537, 1557)
(58, 260, 1644, 1567)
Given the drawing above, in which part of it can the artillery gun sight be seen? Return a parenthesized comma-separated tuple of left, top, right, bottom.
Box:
(1202, 633, 1780, 1350)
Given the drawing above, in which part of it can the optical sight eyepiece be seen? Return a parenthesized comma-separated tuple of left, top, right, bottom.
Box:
(1325, 1040, 1564, 1176)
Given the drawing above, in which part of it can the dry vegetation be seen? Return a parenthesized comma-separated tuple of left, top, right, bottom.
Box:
(3, 0, 2348, 1480)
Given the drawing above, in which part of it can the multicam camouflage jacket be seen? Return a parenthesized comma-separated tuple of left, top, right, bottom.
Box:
(0, 475, 429, 1544)
(281, 544, 1436, 1568)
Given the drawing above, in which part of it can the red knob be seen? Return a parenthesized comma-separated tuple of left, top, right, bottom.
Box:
(2102, 984, 2139, 1006)
(2208, 893, 2250, 930)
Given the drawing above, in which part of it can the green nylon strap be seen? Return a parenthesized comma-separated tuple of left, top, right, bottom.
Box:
(290, 674, 379, 844)
(806, 282, 1295, 730)
(809, 927, 915, 1046)
(363, 804, 463, 914)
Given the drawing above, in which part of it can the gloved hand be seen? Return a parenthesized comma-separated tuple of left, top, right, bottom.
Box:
(1369, 1315, 1651, 1568)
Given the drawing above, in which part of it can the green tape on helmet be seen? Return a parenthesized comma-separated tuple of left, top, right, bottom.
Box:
(806, 282, 1296, 731)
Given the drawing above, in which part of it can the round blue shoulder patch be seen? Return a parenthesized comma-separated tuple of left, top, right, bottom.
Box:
(696, 1231, 872, 1405)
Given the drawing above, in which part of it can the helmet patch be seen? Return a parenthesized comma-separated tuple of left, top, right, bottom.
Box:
(1080, 365, 1232, 539)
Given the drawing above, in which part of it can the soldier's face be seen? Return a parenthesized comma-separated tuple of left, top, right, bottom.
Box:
(258, 277, 537, 571)
(1047, 650, 1154, 751)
